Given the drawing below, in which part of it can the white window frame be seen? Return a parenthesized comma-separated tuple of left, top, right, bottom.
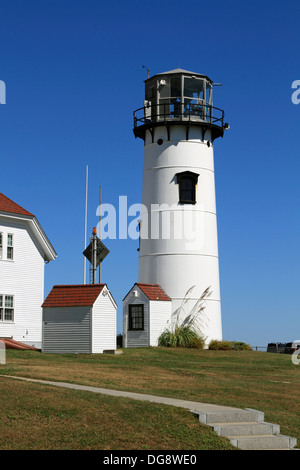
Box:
(0, 295, 14, 322)
(7, 233, 13, 260)
(0, 232, 2, 259)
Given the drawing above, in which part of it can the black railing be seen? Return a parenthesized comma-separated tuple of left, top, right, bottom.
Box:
(133, 100, 224, 129)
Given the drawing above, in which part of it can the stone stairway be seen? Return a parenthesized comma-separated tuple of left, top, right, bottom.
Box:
(194, 408, 297, 450)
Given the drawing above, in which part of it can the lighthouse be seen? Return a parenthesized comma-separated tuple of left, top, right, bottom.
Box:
(123, 68, 228, 348)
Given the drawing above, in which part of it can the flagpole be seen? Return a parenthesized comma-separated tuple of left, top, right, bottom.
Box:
(99, 186, 102, 283)
(84, 165, 88, 284)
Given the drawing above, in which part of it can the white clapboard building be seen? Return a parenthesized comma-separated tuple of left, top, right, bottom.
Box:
(123, 283, 171, 348)
(42, 284, 117, 353)
(0, 193, 56, 348)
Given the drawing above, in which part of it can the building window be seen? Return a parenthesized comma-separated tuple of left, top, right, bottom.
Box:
(0, 295, 14, 322)
(0, 233, 2, 259)
(128, 304, 144, 330)
(176, 171, 199, 204)
(7, 234, 13, 260)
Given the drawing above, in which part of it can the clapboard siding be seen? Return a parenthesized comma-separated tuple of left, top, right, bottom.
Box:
(0, 218, 45, 346)
(42, 286, 117, 354)
(123, 290, 149, 348)
(42, 306, 91, 353)
(92, 292, 116, 353)
(149, 300, 172, 346)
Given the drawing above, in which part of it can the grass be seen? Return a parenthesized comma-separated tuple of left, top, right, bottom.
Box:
(0, 378, 233, 450)
(0, 347, 299, 450)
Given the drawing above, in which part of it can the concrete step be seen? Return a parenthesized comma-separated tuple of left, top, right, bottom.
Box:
(229, 434, 297, 450)
(198, 408, 264, 424)
(194, 408, 297, 450)
(213, 421, 280, 437)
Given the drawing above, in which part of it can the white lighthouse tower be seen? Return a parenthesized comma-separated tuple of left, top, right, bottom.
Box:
(123, 68, 228, 348)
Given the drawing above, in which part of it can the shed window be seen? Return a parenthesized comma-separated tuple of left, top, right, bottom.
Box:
(176, 171, 199, 204)
(128, 304, 144, 330)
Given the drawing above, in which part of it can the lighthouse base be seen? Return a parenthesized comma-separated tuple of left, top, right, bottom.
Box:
(169, 297, 222, 348)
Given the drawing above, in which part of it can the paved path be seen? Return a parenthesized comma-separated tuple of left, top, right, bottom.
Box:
(1, 374, 242, 414)
(2, 375, 297, 449)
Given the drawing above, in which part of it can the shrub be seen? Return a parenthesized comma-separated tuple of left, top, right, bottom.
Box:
(208, 340, 253, 351)
(188, 335, 206, 350)
(208, 340, 232, 350)
(158, 326, 205, 349)
(232, 341, 252, 351)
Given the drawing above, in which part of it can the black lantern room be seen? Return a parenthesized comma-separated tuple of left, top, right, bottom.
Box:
(133, 68, 228, 142)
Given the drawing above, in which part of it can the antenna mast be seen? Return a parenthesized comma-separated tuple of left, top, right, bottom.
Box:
(99, 186, 102, 283)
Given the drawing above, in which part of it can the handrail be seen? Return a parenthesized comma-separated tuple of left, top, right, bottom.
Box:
(133, 100, 224, 129)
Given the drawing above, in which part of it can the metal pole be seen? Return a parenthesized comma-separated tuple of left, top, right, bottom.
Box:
(92, 227, 97, 284)
(99, 186, 102, 284)
(84, 165, 88, 284)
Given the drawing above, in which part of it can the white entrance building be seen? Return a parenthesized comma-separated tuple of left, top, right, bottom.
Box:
(123, 283, 171, 348)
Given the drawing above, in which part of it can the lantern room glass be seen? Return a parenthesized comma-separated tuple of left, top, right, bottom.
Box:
(148, 74, 213, 122)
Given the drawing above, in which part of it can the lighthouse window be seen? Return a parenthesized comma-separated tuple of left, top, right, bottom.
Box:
(184, 77, 206, 118)
(184, 77, 204, 102)
(129, 304, 144, 330)
(176, 171, 199, 204)
(158, 75, 182, 118)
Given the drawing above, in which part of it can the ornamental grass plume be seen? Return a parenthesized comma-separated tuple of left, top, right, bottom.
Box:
(158, 286, 211, 349)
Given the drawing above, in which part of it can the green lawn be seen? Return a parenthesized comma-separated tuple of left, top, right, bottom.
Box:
(0, 347, 299, 450)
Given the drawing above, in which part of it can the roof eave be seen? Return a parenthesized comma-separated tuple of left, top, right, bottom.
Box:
(145, 68, 213, 83)
(0, 211, 57, 261)
(31, 217, 57, 261)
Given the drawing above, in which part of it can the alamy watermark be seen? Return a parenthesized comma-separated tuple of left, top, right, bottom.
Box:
(291, 80, 300, 104)
(0, 80, 6, 104)
(96, 196, 205, 250)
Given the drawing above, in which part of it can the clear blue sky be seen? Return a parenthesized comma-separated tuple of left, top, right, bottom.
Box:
(1, 0, 299, 347)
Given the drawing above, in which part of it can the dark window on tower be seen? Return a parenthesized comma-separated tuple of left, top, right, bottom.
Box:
(176, 171, 199, 204)
(128, 304, 144, 330)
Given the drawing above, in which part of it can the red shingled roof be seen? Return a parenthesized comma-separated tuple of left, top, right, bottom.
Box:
(42, 284, 105, 308)
(136, 283, 171, 301)
(0, 338, 38, 350)
(0, 193, 34, 217)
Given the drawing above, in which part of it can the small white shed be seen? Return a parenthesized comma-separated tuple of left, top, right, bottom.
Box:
(42, 284, 117, 354)
(123, 283, 172, 348)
